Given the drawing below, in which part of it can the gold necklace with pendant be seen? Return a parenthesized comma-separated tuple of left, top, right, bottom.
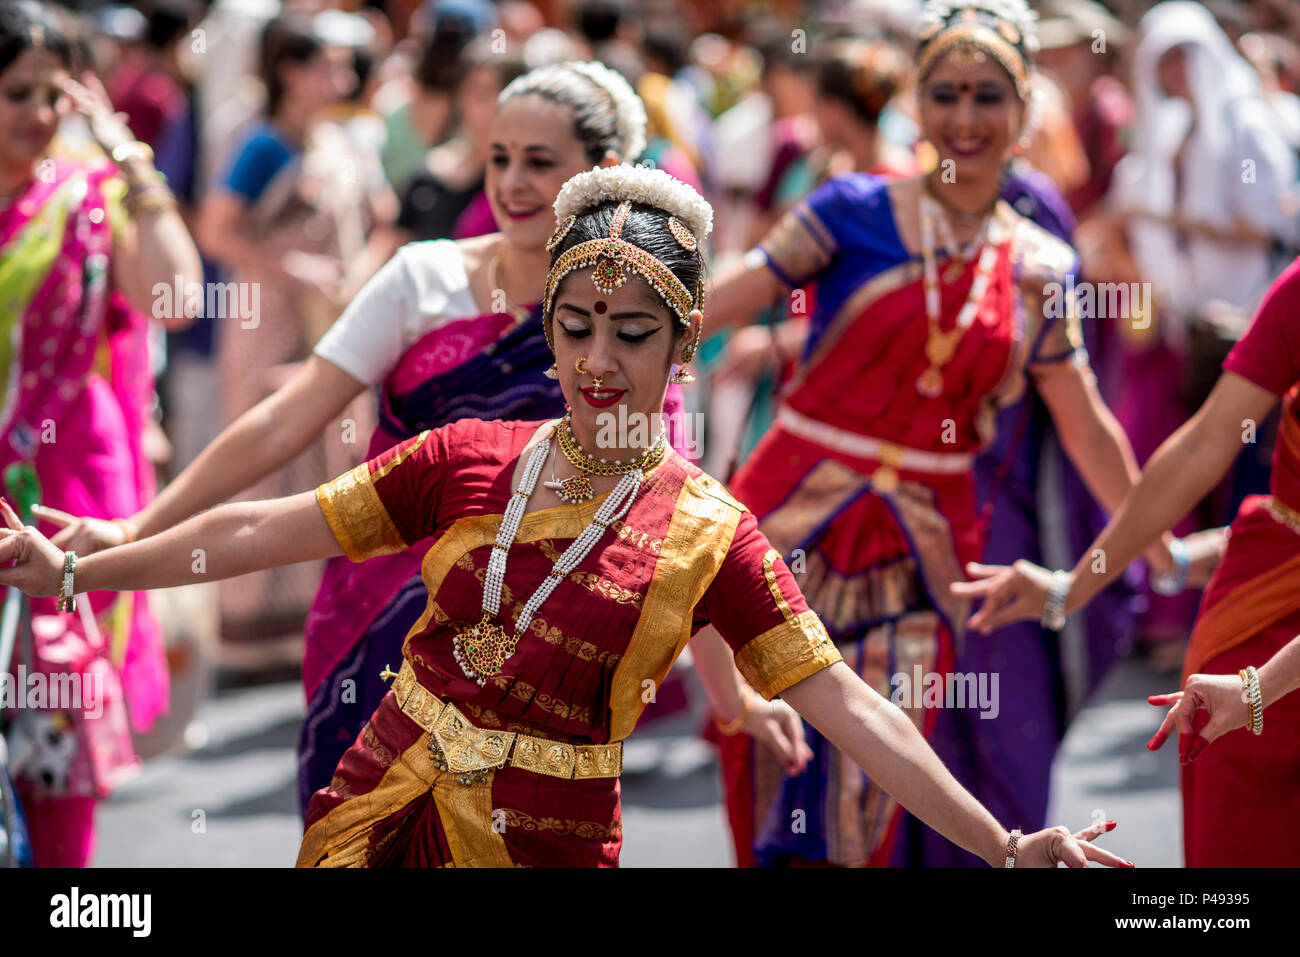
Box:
(543, 412, 667, 504)
(915, 194, 1002, 399)
(452, 427, 645, 685)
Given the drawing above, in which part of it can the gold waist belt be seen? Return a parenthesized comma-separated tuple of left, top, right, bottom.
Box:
(391, 660, 622, 783)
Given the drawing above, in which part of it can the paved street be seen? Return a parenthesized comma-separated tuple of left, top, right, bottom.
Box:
(94, 655, 1181, 868)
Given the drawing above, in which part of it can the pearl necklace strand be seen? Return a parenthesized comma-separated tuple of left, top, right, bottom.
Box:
(453, 427, 644, 685)
(914, 193, 1002, 398)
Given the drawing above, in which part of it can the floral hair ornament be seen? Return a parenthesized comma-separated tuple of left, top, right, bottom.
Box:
(543, 165, 713, 354)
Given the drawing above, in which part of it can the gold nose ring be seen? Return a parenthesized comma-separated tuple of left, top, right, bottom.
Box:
(592, 374, 605, 389)
(575, 356, 588, 375)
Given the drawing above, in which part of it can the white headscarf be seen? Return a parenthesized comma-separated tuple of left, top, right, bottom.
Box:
(1111, 1, 1297, 319)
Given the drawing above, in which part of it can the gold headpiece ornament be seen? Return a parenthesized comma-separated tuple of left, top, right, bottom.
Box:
(915, 1, 1035, 100)
(542, 200, 698, 353)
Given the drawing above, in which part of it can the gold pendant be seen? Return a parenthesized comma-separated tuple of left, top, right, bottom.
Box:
(925, 328, 960, 366)
(553, 473, 595, 504)
(915, 365, 945, 398)
(871, 465, 900, 494)
(453, 612, 517, 685)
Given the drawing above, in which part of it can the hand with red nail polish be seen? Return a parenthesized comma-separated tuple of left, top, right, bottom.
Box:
(1149, 672, 1250, 761)
(1014, 819, 1132, 868)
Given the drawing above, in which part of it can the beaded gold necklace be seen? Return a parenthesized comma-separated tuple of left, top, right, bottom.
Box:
(544, 412, 667, 504)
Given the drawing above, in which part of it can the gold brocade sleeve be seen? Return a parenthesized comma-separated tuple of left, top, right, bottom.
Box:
(700, 517, 843, 699)
(316, 464, 407, 562)
(756, 201, 838, 288)
(735, 609, 842, 700)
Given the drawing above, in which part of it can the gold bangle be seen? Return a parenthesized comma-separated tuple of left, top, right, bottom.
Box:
(112, 517, 137, 544)
(124, 188, 178, 218)
(111, 140, 154, 166)
(1004, 828, 1022, 868)
(714, 689, 753, 736)
(123, 169, 166, 193)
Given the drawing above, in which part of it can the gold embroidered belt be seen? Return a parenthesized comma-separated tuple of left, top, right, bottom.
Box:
(390, 661, 622, 782)
(777, 405, 974, 493)
(1265, 496, 1300, 535)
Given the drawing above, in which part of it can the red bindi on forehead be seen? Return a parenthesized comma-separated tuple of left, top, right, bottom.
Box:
(594, 301, 608, 314)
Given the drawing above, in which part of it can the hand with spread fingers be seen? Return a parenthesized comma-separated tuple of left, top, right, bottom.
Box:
(29, 504, 133, 556)
(0, 498, 69, 598)
(949, 560, 1058, 633)
(1015, 820, 1132, 868)
(62, 72, 136, 157)
(1146, 675, 1245, 764)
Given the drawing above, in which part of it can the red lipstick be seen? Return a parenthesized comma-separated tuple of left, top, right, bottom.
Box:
(580, 388, 626, 409)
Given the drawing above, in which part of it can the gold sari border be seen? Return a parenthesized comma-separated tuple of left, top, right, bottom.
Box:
(315, 464, 407, 562)
(757, 201, 838, 289)
(736, 609, 842, 700)
(607, 472, 744, 741)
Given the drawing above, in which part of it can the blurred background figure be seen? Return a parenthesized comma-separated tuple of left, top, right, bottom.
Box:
(0, 0, 201, 866)
(194, 11, 380, 659)
(1107, 0, 1298, 669)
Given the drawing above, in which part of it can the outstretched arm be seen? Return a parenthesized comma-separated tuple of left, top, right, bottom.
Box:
(955, 371, 1277, 631)
(782, 663, 1130, 867)
(0, 493, 341, 597)
(47, 356, 365, 555)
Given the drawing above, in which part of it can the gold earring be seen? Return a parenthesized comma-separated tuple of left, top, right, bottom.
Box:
(544, 362, 559, 379)
(669, 322, 702, 385)
(915, 139, 939, 174)
(575, 356, 588, 375)
(669, 351, 696, 384)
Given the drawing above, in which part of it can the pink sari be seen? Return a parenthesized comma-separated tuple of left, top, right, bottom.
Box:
(0, 158, 167, 855)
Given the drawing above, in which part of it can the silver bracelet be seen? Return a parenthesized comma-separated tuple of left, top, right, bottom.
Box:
(1151, 537, 1190, 596)
(1041, 570, 1070, 631)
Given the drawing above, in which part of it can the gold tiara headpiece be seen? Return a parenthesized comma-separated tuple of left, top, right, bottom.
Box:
(916, 9, 1031, 99)
(542, 200, 696, 353)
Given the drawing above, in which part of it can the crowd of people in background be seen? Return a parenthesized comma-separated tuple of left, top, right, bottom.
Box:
(2, 0, 1299, 868)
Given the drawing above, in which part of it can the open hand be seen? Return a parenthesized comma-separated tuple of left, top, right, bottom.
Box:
(31, 504, 131, 556)
(0, 498, 67, 597)
(1147, 672, 1248, 763)
(1015, 820, 1132, 868)
(63, 73, 136, 155)
(950, 560, 1056, 633)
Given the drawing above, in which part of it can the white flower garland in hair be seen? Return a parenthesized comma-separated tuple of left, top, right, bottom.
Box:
(554, 165, 713, 241)
(563, 61, 649, 162)
(919, 0, 1040, 54)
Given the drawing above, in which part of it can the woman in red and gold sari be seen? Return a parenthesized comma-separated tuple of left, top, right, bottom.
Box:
(960, 257, 1300, 867)
(702, 0, 1166, 867)
(0, 165, 1130, 869)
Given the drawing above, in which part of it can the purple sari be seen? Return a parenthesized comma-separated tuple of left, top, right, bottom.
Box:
(902, 166, 1141, 865)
